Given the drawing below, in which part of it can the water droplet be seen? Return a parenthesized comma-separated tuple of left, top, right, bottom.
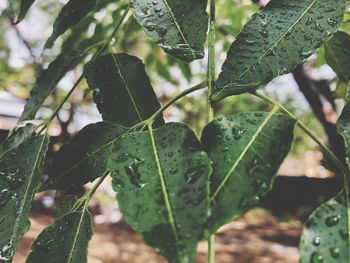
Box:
(329, 247, 340, 258)
(184, 167, 203, 184)
(312, 236, 321, 246)
(327, 18, 336, 27)
(124, 158, 146, 187)
(311, 252, 324, 263)
(245, 40, 256, 46)
(325, 215, 340, 226)
(339, 228, 348, 240)
(0, 189, 13, 208)
(170, 168, 177, 175)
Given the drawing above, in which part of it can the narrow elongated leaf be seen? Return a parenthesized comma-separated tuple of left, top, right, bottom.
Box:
(44, 122, 127, 190)
(130, 0, 208, 62)
(299, 191, 348, 263)
(26, 208, 93, 263)
(0, 123, 35, 158)
(325, 31, 350, 82)
(44, 0, 97, 49)
(108, 122, 212, 262)
(0, 135, 49, 261)
(84, 53, 164, 127)
(19, 52, 83, 122)
(201, 112, 295, 232)
(338, 86, 350, 167)
(12, 0, 35, 24)
(56, 195, 78, 220)
(212, 0, 348, 102)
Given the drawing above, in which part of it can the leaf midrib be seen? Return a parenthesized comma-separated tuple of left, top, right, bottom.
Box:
(67, 210, 87, 263)
(9, 135, 47, 254)
(211, 107, 279, 200)
(160, 0, 196, 59)
(110, 53, 143, 122)
(219, 0, 318, 90)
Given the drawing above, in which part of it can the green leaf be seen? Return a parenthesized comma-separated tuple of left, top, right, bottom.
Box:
(201, 112, 295, 233)
(108, 122, 212, 262)
(299, 191, 348, 263)
(19, 51, 83, 122)
(12, 0, 35, 24)
(56, 195, 78, 220)
(0, 123, 36, 158)
(0, 135, 49, 262)
(44, 0, 97, 49)
(212, 0, 348, 102)
(26, 208, 93, 263)
(84, 53, 164, 127)
(130, 0, 208, 62)
(338, 86, 350, 166)
(325, 31, 350, 82)
(44, 122, 127, 190)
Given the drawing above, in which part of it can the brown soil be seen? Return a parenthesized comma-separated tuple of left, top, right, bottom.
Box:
(13, 210, 302, 263)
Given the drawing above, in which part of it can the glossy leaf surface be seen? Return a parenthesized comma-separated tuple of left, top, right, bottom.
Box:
(44, 0, 97, 49)
(26, 208, 93, 263)
(19, 52, 82, 122)
(130, 0, 208, 62)
(338, 86, 350, 167)
(213, 0, 348, 102)
(0, 123, 35, 158)
(44, 122, 127, 190)
(84, 53, 164, 127)
(108, 122, 212, 262)
(325, 31, 350, 82)
(201, 112, 295, 232)
(299, 191, 349, 263)
(0, 135, 49, 261)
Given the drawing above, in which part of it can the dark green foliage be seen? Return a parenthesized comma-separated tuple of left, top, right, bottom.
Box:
(44, 0, 97, 49)
(26, 208, 93, 263)
(299, 191, 349, 263)
(0, 135, 49, 262)
(130, 0, 208, 62)
(213, 0, 348, 102)
(13, 0, 35, 24)
(325, 31, 350, 82)
(0, 123, 35, 158)
(201, 112, 296, 233)
(108, 123, 212, 262)
(84, 53, 164, 127)
(44, 122, 127, 190)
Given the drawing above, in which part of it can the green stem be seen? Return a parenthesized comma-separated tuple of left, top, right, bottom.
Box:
(207, 0, 216, 261)
(252, 91, 348, 175)
(145, 81, 208, 127)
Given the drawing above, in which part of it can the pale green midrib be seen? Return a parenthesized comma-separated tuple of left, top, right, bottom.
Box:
(67, 210, 86, 263)
(148, 125, 182, 258)
(9, 135, 47, 252)
(110, 53, 143, 122)
(211, 107, 279, 200)
(219, 0, 318, 90)
(160, 0, 196, 59)
(48, 130, 125, 187)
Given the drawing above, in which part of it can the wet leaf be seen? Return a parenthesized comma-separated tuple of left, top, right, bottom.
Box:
(212, 0, 348, 102)
(325, 31, 350, 82)
(108, 122, 212, 262)
(0, 123, 36, 158)
(84, 53, 164, 127)
(19, 52, 83, 122)
(56, 195, 78, 220)
(43, 122, 127, 190)
(299, 191, 348, 263)
(130, 0, 208, 62)
(44, 0, 97, 49)
(0, 135, 49, 262)
(201, 112, 295, 233)
(26, 208, 93, 263)
(338, 86, 350, 167)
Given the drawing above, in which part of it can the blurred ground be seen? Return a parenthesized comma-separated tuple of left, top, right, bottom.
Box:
(13, 208, 301, 263)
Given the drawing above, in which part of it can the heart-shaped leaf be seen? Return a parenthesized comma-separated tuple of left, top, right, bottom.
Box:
(108, 122, 212, 262)
(299, 191, 348, 263)
(201, 111, 295, 232)
(84, 53, 164, 127)
(325, 31, 350, 82)
(26, 208, 93, 263)
(0, 134, 49, 262)
(130, 0, 208, 62)
(212, 0, 348, 102)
